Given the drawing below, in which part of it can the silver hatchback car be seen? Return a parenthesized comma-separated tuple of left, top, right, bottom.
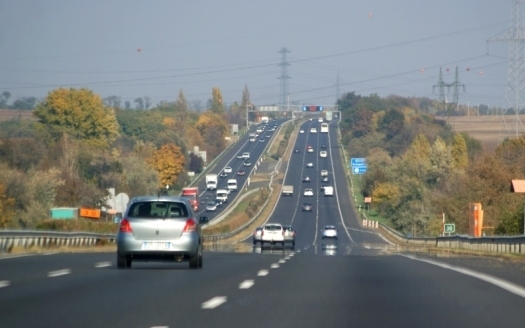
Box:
(117, 196, 203, 269)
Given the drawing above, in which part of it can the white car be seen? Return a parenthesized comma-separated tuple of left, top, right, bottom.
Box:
(318, 117, 324, 123)
(261, 224, 285, 245)
(310, 128, 317, 133)
(242, 152, 250, 159)
(322, 226, 338, 240)
(307, 146, 314, 153)
(205, 201, 217, 212)
(224, 166, 232, 173)
(307, 162, 314, 168)
(321, 170, 328, 176)
(299, 129, 305, 134)
(304, 188, 314, 197)
(249, 137, 256, 142)
(320, 151, 327, 158)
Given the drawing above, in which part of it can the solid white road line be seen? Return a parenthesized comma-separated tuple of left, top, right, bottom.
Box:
(47, 269, 71, 277)
(95, 261, 111, 268)
(0, 280, 10, 288)
(257, 270, 269, 276)
(239, 280, 254, 289)
(202, 296, 227, 309)
(404, 255, 525, 299)
(271, 263, 279, 268)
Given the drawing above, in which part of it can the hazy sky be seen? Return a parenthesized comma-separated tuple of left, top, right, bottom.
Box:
(0, 0, 513, 109)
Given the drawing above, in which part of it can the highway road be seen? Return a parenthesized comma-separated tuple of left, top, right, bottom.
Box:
(2, 117, 525, 327)
(192, 119, 287, 222)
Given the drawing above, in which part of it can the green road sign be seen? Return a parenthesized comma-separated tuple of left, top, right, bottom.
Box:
(444, 223, 455, 234)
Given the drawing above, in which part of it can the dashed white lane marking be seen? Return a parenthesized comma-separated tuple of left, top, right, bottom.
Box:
(0, 280, 10, 288)
(239, 280, 254, 289)
(95, 261, 111, 268)
(150, 326, 168, 328)
(47, 269, 71, 277)
(284, 256, 290, 260)
(403, 255, 525, 299)
(271, 263, 279, 268)
(363, 245, 371, 249)
(258, 270, 269, 276)
(202, 296, 227, 309)
(278, 259, 286, 264)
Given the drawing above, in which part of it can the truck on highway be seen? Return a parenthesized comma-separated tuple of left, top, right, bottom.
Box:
(216, 189, 229, 203)
(261, 116, 269, 123)
(282, 185, 294, 196)
(206, 174, 218, 191)
(181, 187, 200, 211)
(227, 179, 238, 192)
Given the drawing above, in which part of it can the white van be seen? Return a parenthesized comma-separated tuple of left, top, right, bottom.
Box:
(216, 189, 229, 203)
(323, 186, 334, 196)
(227, 179, 238, 192)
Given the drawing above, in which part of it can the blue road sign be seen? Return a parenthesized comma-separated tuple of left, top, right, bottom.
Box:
(351, 158, 367, 167)
(352, 167, 367, 174)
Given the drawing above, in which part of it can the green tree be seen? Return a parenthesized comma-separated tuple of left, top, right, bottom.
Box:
(10, 97, 38, 110)
(0, 91, 11, 108)
(33, 88, 119, 148)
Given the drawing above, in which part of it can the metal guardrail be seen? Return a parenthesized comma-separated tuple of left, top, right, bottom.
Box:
(0, 231, 116, 253)
(376, 222, 525, 255)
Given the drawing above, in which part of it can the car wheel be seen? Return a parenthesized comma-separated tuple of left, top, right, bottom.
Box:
(189, 253, 199, 269)
(117, 254, 131, 269)
(189, 246, 202, 269)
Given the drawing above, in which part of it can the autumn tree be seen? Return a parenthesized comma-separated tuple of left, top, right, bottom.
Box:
(147, 144, 186, 187)
(451, 133, 468, 170)
(195, 111, 229, 159)
(34, 88, 119, 148)
(210, 87, 224, 114)
(0, 183, 15, 228)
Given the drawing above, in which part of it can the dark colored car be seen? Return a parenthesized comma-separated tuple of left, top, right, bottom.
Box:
(237, 170, 245, 176)
(219, 172, 228, 178)
(294, 149, 300, 153)
(321, 144, 327, 148)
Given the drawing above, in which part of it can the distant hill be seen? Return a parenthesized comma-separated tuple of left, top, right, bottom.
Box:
(0, 109, 36, 122)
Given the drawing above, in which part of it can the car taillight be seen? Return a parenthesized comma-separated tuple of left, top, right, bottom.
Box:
(183, 219, 197, 233)
(119, 219, 132, 233)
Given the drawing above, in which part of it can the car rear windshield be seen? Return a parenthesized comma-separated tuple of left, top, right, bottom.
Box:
(283, 227, 293, 231)
(264, 225, 282, 231)
(128, 201, 189, 218)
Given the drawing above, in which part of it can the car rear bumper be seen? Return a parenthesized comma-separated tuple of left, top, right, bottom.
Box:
(117, 232, 200, 260)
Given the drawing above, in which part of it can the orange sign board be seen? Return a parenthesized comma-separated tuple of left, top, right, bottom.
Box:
(80, 208, 101, 219)
(364, 197, 372, 203)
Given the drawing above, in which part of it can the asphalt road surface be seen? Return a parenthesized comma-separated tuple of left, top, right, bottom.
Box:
(2, 118, 525, 327)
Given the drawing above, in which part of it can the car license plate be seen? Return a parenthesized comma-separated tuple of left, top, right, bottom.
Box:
(142, 242, 171, 250)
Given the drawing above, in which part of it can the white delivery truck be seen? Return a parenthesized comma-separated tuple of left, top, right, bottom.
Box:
(323, 186, 334, 196)
(206, 174, 218, 190)
(227, 179, 238, 192)
(261, 116, 269, 123)
(282, 185, 294, 196)
(216, 189, 229, 203)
